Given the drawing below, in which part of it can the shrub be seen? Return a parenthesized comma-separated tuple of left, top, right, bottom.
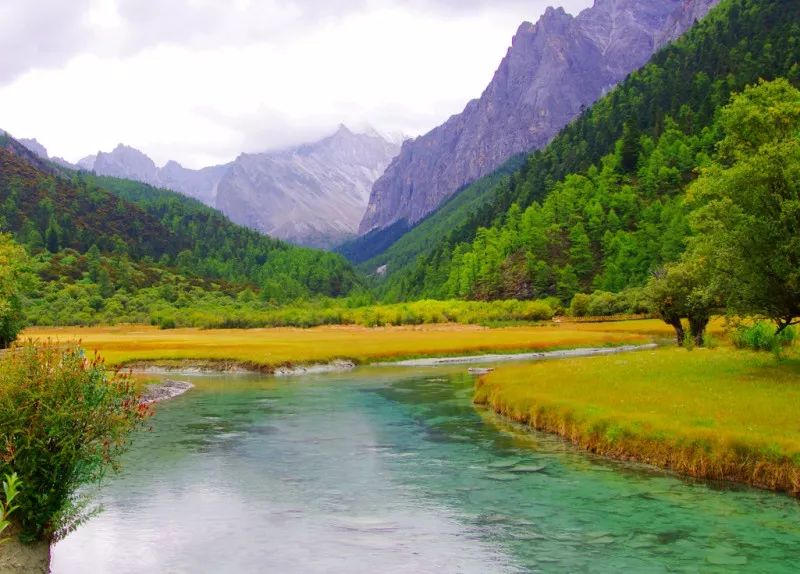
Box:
(732, 322, 797, 354)
(587, 291, 618, 317)
(569, 289, 645, 318)
(569, 294, 591, 317)
(0, 342, 150, 542)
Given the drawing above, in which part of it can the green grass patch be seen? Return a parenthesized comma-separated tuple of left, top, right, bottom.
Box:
(475, 347, 800, 494)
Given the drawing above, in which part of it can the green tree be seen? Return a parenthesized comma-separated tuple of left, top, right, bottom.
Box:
(0, 234, 32, 348)
(620, 119, 642, 173)
(688, 79, 800, 333)
(645, 257, 717, 347)
(568, 222, 594, 284)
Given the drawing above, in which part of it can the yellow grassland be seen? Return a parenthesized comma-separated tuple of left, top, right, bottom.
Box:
(21, 322, 650, 370)
(475, 346, 800, 495)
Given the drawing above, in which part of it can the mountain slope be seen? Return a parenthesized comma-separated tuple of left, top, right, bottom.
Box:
(84, 127, 399, 248)
(0, 144, 178, 258)
(17, 137, 78, 170)
(338, 154, 525, 268)
(0, 133, 359, 298)
(359, 0, 718, 236)
(383, 0, 800, 301)
(216, 126, 400, 248)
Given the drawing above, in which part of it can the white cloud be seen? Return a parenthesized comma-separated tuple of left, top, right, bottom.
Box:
(0, 0, 592, 168)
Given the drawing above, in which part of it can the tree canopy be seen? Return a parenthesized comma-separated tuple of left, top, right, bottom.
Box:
(688, 79, 800, 332)
(0, 234, 32, 347)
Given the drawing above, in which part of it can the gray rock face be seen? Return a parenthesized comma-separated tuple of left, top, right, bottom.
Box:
(93, 144, 162, 186)
(19, 138, 48, 160)
(358, 0, 720, 235)
(18, 137, 77, 169)
(215, 126, 400, 248)
(82, 127, 397, 246)
(159, 161, 229, 206)
(77, 154, 97, 171)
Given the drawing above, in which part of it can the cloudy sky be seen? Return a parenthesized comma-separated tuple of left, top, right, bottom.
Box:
(0, 0, 591, 168)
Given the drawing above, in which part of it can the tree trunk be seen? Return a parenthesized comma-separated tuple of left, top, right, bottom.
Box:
(775, 319, 795, 335)
(667, 317, 685, 347)
(689, 316, 710, 347)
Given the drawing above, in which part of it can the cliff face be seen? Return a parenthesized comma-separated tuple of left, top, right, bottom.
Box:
(359, 0, 720, 235)
(215, 126, 399, 249)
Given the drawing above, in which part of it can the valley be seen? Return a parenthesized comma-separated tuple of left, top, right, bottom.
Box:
(1, 0, 800, 572)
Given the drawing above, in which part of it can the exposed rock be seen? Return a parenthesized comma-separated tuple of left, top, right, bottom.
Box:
(76, 154, 97, 170)
(17, 138, 78, 170)
(140, 380, 194, 404)
(358, 0, 720, 235)
(216, 126, 399, 248)
(159, 160, 228, 206)
(88, 144, 229, 207)
(83, 126, 398, 247)
(468, 367, 495, 376)
(18, 138, 48, 160)
(272, 359, 356, 376)
(93, 144, 162, 186)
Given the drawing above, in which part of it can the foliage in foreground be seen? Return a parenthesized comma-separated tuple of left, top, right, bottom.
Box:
(0, 473, 21, 543)
(0, 342, 149, 542)
(687, 78, 800, 335)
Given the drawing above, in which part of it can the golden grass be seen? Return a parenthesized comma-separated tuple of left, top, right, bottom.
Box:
(475, 346, 800, 494)
(560, 316, 728, 337)
(21, 323, 650, 370)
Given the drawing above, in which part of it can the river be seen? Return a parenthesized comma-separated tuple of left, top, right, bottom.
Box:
(51, 365, 800, 572)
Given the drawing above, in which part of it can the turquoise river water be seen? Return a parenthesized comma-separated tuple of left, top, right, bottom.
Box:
(50, 365, 800, 573)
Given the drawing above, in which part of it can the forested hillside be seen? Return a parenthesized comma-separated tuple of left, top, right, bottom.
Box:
(87, 175, 357, 296)
(381, 0, 800, 302)
(0, 140, 361, 326)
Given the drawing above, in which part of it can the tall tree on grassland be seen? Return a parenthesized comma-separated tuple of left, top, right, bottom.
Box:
(688, 79, 800, 333)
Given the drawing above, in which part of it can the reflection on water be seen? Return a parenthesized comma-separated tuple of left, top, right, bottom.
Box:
(51, 367, 800, 573)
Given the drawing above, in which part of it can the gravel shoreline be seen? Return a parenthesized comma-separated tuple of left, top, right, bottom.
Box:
(139, 380, 194, 404)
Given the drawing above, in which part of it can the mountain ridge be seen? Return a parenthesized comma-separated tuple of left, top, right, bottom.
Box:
(216, 125, 400, 248)
(358, 0, 719, 236)
(78, 126, 399, 248)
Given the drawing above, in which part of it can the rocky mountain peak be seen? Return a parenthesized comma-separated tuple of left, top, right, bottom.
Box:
(215, 127, 400, 248)
(19, 138, 48, 160)
(358, 0, 720, 235)
(94, 144, 159, 185)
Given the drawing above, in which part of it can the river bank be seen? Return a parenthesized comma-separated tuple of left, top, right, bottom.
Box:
(475, 346, 800, 496)
(0, 537, 49, 574)
(21, 322, 659, 372)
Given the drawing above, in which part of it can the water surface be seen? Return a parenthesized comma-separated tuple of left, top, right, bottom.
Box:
(52, 366, 800, 572)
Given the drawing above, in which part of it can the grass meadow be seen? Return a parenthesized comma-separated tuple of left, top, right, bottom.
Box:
(476, 346, 800, 494)
(22, 322, 651, 369)
(21, 317, 800, 494)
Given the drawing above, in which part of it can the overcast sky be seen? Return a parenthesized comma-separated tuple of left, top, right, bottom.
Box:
(0, 0, 591, 168)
